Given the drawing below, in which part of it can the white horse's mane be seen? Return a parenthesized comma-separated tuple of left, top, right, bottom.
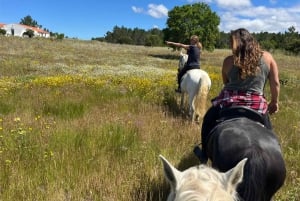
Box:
(178, 51, 188, 71)
(160, 155, 247, 201)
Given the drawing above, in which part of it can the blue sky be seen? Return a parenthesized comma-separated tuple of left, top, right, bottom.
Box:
(1, 0, 300, 40)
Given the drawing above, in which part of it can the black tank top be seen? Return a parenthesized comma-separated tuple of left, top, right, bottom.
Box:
(186, 45, 200, 68)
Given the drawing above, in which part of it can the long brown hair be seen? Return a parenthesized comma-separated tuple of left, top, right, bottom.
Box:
(230, 28, 263, 79)
(190, 35, 202, 49)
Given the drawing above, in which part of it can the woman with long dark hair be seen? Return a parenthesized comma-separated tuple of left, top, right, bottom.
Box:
(198, 28, 280, 163)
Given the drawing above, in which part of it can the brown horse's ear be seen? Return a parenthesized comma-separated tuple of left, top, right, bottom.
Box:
(224, 158, 247, 190)
(159, 155, 181, 191)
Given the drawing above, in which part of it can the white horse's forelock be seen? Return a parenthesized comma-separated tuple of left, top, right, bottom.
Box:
(174, 166, 236, 201)
(160, 155, 247, 201)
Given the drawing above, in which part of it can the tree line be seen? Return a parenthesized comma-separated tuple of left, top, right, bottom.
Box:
(92, 3, 300, 55)
(92, 25, 300, 54)
(92, 26, 164, 47)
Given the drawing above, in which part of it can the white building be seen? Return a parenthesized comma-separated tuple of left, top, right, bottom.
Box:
(0, 23, 50, 38)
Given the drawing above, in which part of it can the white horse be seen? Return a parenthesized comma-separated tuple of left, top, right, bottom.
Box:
(177, 52, 211, 122)
(159, 155, 247, 201)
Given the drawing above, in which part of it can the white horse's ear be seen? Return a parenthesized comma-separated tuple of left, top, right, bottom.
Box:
(224, 158, 247, 189)
(159, 155, 181, 190)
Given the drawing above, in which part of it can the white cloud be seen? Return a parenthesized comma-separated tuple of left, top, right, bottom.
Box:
(216, 0, 251, 9)
(147, 4, 168, 18)
(288, 5, 300, 13)
(217, 2, 300, 33)
(132, 6, 144, 13)
(187, 0, 213, 3)
(132, 4, 168, 19)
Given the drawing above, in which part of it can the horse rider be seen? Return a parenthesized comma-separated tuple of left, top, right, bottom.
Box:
(166, 35, 202, 93)
(196, 28, 280, 163)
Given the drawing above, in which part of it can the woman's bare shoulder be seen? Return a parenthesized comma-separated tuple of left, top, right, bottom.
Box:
(262, 51, 274, 60)
(262, 51, 276, 66)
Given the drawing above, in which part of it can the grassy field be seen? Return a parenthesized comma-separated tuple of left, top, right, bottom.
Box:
(0, 36, 299, 200)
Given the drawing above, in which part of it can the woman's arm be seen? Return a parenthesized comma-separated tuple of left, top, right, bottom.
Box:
(165, 41, 189, 50)
(264, 51, 280, 114)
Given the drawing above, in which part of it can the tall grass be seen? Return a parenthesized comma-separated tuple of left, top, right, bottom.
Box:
(0, 36, 299, 200)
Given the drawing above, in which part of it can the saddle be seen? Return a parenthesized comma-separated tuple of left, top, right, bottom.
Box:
(217, 106, 265, 125)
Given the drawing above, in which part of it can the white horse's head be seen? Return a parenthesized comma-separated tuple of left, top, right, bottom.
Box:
(160, 155, 247, 201)
(178, 51, 188, 71)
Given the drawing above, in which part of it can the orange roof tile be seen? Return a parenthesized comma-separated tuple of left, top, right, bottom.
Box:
(19, 24, 49, 34)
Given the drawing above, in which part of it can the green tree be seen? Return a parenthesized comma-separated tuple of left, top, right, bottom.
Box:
(23, 29, 34, 38)
(20, 15, 40, 28)
(103, 26, 163, 46)
(56, 33, 65, 40)
(0, 29, 6, 35)
(105, 26, 133, 44)
(215, 31, 230, 49)
(131, 28, 146, 45)
(164, 3, 220, 51)
(285, 39, 300, 54)
(147, 28, 164, 46)
(254, 32, 277, 51)
(283, 26, 300, 54)
(145, 34, 161, 46)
